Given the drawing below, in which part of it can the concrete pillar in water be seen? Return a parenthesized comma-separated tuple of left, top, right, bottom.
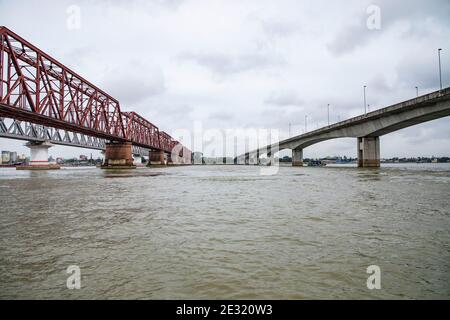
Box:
(357, 136, 380, 168)
(17, 141, 60, 170)
(267, 148, 275, 166)
(133, 155, 144, 167)
(101, 142, 135, 169)
(148, 150, 165, 165)
(292, 148, 303, 167)
(167, 152, 173, 165)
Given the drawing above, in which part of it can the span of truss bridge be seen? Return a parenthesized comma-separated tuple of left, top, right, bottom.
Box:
(0, 26, 191, 168)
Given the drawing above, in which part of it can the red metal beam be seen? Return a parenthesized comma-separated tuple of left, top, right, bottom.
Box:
(159, 131, 173, 152)
(0, 27, 125, 140)
(0, 27, 190, 154)
(122, 111, 161, 149)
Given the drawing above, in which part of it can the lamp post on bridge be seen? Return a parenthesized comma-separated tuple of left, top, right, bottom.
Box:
(327, 104, 330, 126)
(363, 85, 367, 115)
(305, 115, 308, 133)
(438, 48, 443, 91)
(415, 86, 419, 97)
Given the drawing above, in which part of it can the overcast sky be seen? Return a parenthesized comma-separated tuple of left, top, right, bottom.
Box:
(1, 0, 450, 158)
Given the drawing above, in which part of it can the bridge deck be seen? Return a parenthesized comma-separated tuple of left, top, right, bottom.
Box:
(239, 87, 450, 159)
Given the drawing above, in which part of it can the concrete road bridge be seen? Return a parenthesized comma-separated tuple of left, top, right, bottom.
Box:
(237, 87, 450, 167)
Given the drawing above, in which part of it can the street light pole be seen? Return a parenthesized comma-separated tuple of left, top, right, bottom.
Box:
(305, 115, 308, 133)
(415, 86, 419, 97)
(363, 85, 367, 115)
(438, 48, 443, 91)
(289, 122, 291, 138)
(327, 104, 330, 125)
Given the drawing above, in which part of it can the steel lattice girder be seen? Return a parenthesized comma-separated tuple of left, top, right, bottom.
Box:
(0, 26, 189, 154)
(159, 131, 173, 153)
(0, 27, 125, 141)
(122, 111, 161, 150)
(0, 117, 106, 150)
(0, 117, 153, 157)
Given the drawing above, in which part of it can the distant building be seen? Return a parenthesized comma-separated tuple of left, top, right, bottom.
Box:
(2, 151, 10, 164)
(192, 152, 203, 164)
(79, 155, 88, 161)
(223, 157, 234, 164)
(203, 157, 223, 165)
(17, 154, 27, 163)
(10, 152, 17, 164)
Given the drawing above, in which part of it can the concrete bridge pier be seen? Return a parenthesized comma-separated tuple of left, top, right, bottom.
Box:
(268, 154, 276, 166)
(266, 149, 276, 166)
(292, 148, 303, 167)
(167, 152, 173, 165)
(148, 150, 165, 165)
(357, 136, 380, 168)
(17, 141, 60, 170)
(248, 150, 259, 165)
(133, 155, 144, 167)
(101, 142, 136, 169)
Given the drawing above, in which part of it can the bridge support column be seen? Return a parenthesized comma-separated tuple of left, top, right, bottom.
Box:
(292, 148, 303, 167)
(267, 150, 276, 166)
(17, 141, 60, 170)
(269, 154, 275, 166)
(133, 155, 144, 167)
(357, 137, 380, 168)
(167, 152, 173, 165)
(148, 150, 165, 165)
(101, 142, 135, 169)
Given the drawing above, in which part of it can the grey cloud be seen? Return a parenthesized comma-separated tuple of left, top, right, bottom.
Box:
(147, 103, 193, 122)
(208, 111, 234, 121)
(254, 17, 300, 40)
(102, 61, 166, 107)
(179, 52, 283, 75)
(262, 21, 298, 38)
(328, 0, 450, 56)
(396, 53, 450, 91)
(92, 0, 184, 10)
(327, 23, 378, 56)
(400, 119, 450, 144)
(368, 74, 392, 92)
(265, 91, 304, 107)
(130, 103, 194, 133)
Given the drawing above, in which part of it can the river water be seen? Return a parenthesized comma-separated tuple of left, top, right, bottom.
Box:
(0, 163, 449, 299)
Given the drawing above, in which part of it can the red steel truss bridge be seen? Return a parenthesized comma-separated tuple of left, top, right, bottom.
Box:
(0, 26, 191, 162)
